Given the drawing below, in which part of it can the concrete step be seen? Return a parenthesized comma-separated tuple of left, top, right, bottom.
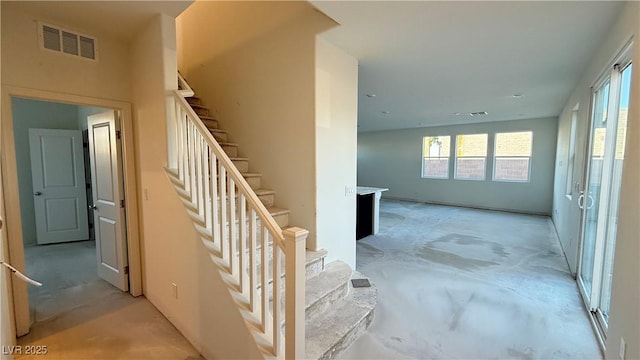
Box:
(186, 96, 202, 106)
(230, 157, 249, 173)
(219, 142, 238, 157)
(305, 249, 327, 277)
(200, 116, 218, 129)
(267, 207, 289, 228)
(305, 249, 328, 279)
(190, 103, 210, 117)
(241, 172, 261, 190)
(305, 270, 377, 360)
(209, 128, 228, 142)
(305, 261, 351, 322)
(254, 188, 276, 207)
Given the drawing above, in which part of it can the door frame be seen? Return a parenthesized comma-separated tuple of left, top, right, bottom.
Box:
(1, 86, 142, 337)
(575, 40, 633, 347)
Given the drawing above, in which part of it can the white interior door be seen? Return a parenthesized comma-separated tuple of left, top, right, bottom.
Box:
(29, 129, 89, 244)
(87, 111, 129, 291)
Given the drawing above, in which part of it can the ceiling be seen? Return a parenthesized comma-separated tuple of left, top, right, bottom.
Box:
(311, 1, 625, 132)
(2, 1, 193, 42)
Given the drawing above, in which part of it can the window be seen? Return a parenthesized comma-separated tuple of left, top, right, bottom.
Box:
(455, 134, 487, 180)
(493, 131, 533, 182)
(566, 106, 579, 197)
(422, 136, 450, 178)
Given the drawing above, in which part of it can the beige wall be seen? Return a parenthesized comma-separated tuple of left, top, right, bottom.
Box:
(1, 6, 132, 102)
(552, 2, 639, 358)
(131, 14, 262, 359)
(0, 3, 136, 337)
(177, 1, 336, 249)
(315, 37, 358, 267)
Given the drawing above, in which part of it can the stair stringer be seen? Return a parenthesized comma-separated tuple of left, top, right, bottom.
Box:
(165, 168, 280, 360)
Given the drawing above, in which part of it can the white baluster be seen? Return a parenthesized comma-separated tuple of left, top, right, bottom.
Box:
(273, 241, 282, 356)
(229, 177, 237, 279)
(210, 150, 220, 249)
(239, 194, 247, 295)
(220, 166, 228, 264)
(261, 225, 270, 334)
(249, 208, 257, 313)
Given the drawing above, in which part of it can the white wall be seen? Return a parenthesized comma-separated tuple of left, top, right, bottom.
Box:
(358, 117, 558, 215)
(177, 1, 336, 250)
(11, 98, 80, 246)
(552, 2, 639, 358)
(131, 14, 262, 359)
(315, 37, 358, 267)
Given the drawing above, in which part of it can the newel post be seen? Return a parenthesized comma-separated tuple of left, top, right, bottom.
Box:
(283, 227, 308, 359)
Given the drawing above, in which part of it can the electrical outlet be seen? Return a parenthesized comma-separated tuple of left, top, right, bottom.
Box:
(345, 186, 356, 196)
(619, 337, 626, 360)
(172, 283, 178, 299)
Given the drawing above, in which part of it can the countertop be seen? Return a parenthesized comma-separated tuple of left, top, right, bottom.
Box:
(356, 186, 389, 195)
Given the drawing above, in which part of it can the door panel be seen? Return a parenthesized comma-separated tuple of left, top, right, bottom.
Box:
(29, 129, 89, 244)
(577, 56, 632, 336)
(88, 111, 129, 291)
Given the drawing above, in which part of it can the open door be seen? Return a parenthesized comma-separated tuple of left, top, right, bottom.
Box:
(87, 111, 129, 291)
(29, 129, 89, 244)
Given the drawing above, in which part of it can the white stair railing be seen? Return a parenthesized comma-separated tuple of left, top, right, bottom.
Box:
(165, 82, 307, 359)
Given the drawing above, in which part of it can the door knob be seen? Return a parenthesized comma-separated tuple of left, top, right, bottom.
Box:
(90, 205, 97, 210)
(34, 192, 42, 196)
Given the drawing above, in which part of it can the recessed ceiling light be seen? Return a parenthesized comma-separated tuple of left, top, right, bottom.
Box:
(453, 112, 461, 116)
(381, 111, 390, 114)
(512, 93, 523, 99)
(366, 93, 376, 98)
(470, 111, 488, 116)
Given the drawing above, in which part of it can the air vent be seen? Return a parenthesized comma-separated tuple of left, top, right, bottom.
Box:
(470, 111, 488, 116)
(39, 22, 97, 61)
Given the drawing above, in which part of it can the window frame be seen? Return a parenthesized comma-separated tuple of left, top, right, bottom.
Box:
(454, 133, 488, 181)
(421, 135, 451, 179)
(492, 131, 533, 183)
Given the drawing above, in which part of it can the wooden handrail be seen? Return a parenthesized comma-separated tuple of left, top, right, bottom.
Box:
(172, 91, 286, 249)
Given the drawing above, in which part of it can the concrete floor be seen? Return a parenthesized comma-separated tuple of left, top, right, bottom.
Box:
(18, 240, 201, 359)
(342, 200, 601, 360)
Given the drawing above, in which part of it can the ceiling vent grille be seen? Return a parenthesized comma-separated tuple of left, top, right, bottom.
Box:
(469, 111, 488, 116)
(39, 22, 97, 61)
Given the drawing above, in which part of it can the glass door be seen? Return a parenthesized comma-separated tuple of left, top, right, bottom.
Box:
(577, 48, 632, 340)
(596, 63, 632, 327)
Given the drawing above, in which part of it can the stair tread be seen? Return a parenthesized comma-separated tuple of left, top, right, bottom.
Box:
(254, 188, 276, 196)
(241, 172, 262, 178)
(190, 103, 208, 109)
(306, 249, 328, 264)
(305, 261, 351, 310)
(219, 141, 238, 146)
(200, 115, 217, 121)
(267, 207, 289, 216)
(305, 270, 377, 360)
(229, 157, 249, 161)
(209, 128, 227, 133)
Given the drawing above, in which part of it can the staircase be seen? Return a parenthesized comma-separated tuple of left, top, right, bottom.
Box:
(165, 74, 376, 359)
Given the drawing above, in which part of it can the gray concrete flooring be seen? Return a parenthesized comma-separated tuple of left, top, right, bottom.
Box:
(342, 200, 601, 360)
(18, 240, 201, 359)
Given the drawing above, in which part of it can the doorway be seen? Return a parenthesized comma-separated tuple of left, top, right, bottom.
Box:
(11, 98, 132, 325)
(1, 87, 141, 337)
(577, 44, 632, 343)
